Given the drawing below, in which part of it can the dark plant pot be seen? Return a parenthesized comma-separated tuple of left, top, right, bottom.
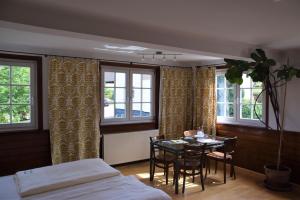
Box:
(264, 164, 292, 191)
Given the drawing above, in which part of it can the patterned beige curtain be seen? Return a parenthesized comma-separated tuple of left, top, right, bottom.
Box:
(48, 57, 100, 164)
(159, 67, 193, 139)
(193, 67, 216, 135)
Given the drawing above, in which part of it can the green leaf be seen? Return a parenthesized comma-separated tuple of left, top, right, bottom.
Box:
(256, 49, 267, 60)
(266, 59, 276, 66)
(251, 53, 262, 62)
(297, 70, 300, 78)
(249, 63, 269, 82)
(276, 66, 299, 81)
(224, 58, 237, 66)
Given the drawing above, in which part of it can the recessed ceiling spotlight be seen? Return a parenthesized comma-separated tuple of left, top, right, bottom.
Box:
(104, 45, 148, 51)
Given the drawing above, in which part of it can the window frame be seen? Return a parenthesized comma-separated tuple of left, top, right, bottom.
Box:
(100, 65, 155, 125)
(216, 71, 237, 123)
(0, 58, 38, 132)
(129, 68, 155, 122)
(216, 69, 266, 127)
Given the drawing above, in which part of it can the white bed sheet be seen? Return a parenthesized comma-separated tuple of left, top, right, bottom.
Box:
(0, 175, 171, 200)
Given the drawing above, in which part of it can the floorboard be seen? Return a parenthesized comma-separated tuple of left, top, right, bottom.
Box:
(117, 161, 300, 200)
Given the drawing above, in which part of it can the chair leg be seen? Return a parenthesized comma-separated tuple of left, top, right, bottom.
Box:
(205, 159, 209, 179)
(223, 161, 226, 184)
(173, 169, 175, 185)
(192, 169, 195, 183)
(182, 172, 186, 194)
(150, 160, 153, 181)
(200, 167, 205, 191)
(166, 164, 169, 185)
(230, 163, 233, 177)
(149, 160, 152, 181)
(152, 164, 156, 179)
(215, 160, 218, 174)
(232, 164, 236, 179)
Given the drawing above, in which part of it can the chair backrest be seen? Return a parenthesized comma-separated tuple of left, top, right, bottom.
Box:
(150, 135, 165, 160)
(215, 136, 228, 141)
(183, 144, 206, 166)
(150, 135, 165, 143)
(183, 130, 197, 137)
(224, 136, 238, 154)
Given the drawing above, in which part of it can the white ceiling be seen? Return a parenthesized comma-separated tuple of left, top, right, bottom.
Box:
(0, 0, 299, 63)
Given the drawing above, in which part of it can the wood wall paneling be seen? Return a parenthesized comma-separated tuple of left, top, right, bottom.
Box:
(0, 130, 51, 176)
(217, 124, 300, 184)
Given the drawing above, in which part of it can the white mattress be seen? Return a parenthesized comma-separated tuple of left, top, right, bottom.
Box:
(0, 175, 171, 200)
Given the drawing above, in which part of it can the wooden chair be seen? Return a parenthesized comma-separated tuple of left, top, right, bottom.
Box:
(205, 136, 237, 183)
(175, 144, 207, 193)
(149, 135, 176, 184)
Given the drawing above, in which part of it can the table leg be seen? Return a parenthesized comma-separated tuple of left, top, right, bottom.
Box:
(149, 146, 153, 181)
(175, 157, 179, 194)
(150, 159, 153, 181)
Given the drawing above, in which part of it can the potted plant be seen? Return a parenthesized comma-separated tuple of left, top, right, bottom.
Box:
(224, 49, 300, 191)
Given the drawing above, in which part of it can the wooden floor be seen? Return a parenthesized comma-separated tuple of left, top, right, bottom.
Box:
(117, 161, 300, 200)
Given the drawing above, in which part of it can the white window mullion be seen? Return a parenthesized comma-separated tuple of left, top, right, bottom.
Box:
(236, 84, 240, 121)
(140, 74, 143, 119)
(9, 65, 12, 124)
(113, 72, 116, 119)
(127, 70, 131, 121)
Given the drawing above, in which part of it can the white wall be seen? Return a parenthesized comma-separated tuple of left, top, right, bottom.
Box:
(103, 130, 159, 165)
(267, 50, 300, 132)
(281, 50, 300, 132)
(284, 77, 300, 132)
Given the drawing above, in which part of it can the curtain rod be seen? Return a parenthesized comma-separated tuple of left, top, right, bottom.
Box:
(198, 63, 226, 68)
(0, 49, 181, 68)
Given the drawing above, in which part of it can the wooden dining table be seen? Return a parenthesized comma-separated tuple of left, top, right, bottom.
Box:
(150, 137, 224, 194)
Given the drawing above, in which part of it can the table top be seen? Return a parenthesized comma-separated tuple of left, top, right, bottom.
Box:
(154, 137, 224, 154)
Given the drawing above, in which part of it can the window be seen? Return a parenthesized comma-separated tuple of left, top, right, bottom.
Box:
(216, 70, 265, 126)
(240, 74, 263, 120)
(0, 59, 37, 130)
(216, 75, 235, 119)
(101, 66, 155, 124)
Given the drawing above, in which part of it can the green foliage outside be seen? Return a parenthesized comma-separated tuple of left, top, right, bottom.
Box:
(104, 88, 114, 101)
(0, 66, 31, 124)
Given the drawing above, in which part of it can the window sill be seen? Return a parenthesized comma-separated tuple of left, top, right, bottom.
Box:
(101, 119, 155, 126)
(100, 121, 158, 134)
(217, 122, 268, 130)
(217, 119, 267, 129)
(0, 126, 39, 133)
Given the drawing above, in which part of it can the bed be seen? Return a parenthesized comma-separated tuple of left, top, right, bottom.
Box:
(0, 159, 171, 200)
